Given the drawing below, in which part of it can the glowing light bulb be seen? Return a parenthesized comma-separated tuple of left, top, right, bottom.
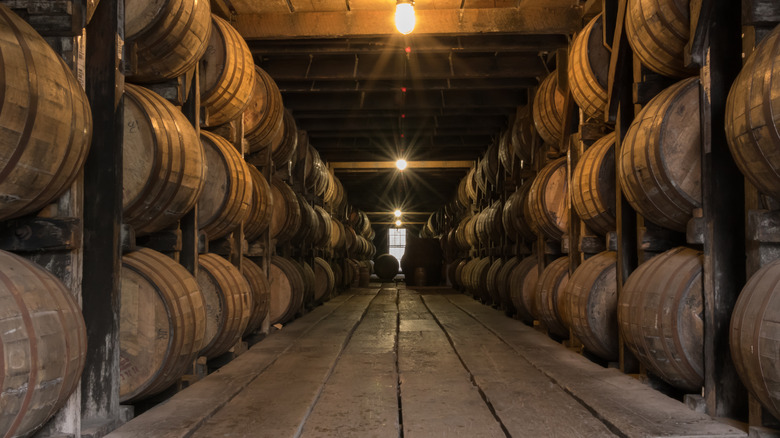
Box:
(396, 159, 408, 171)
(395, 219, 402, 226)
(394, 209, 402, 218)
(395, 1, 415, 35)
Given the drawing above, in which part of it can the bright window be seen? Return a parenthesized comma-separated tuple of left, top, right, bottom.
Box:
(388, 228, 406, 271)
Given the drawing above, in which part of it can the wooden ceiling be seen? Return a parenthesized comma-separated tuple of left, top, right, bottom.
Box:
(212, 0, 582, 214)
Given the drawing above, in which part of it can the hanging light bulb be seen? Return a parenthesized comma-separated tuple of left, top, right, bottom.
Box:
(396, 159, 408, 171)
(395, 219, 403, 227)
(395, 0, 416, 35)
(394, 209, 402, 218)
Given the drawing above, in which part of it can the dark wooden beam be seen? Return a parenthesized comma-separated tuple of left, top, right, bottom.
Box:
(291, 108, 517, 119)
(297, 115, 507, 131)
(235, 6, 583, 39)
(282, 89, 524, 110)
(276, 78, 538, 92)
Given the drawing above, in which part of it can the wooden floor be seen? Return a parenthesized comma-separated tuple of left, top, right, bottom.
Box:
(108, 284, 747, 438)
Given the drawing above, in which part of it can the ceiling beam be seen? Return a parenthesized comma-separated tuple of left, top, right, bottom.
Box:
(291, 108, 517, 118)
(330, 160, 474, 170)
(282, 89, 524, 110)
(235, 6, 582, 39)
(276, 78, 538, 92)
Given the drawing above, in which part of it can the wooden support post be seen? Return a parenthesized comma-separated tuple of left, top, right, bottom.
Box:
(81, 0, 123, 434)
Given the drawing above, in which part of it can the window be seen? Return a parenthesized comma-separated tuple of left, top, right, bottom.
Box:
(388, 228, 406, 271)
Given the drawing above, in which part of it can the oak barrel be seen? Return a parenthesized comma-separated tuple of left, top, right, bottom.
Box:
(269, 177, 302, 244)
(571, 132, 616, 235)
(244, 165, 273, 242)
(496, 256, 521, 314)
(197, 253, 252, 359)
(244, 66, 285, 154)
(502, 182, 535, 241)
(0, 5, 92, 221)
(485, 258, 504, 305)
(330, 219, 347, 253)
(313, 206, 333, 249)
(464, 257, 492, 303)
(475, 202, 503, 246)
(313, 257, 336, 303)
(618, 247, 703, 391)
(272, 110, 299, 168)
(725, 24, 780, 200)
(508, 257, 538, 323)
(291, 194, 317, 245)
(375, 254, 400, 281)
(536, 257, 570, 338)
(569, 14, 610, 120)
(626, 0, 694, 78)
(526, 157, 569, 241)
(242, 258, 271, 335)
(120, 248, 205, 402)
(200, 14, 255, 127)
(562, 251, 618, 361)
(511, 106, 537, 163)
(269, 256, 305, 324)
(532, 71, 565, 145)
(618, 77, 701, 231)
(123, 83, 206, 235)
(198, 131, 253, 240)
(0, 250, 86, 437)
(731, 258, 780, 419)
(125, 0, 211, 82)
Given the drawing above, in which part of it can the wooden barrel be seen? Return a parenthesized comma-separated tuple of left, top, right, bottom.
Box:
(330, 219, 347, 253)
(269, 177, 302, 244)
(571, 132, 616, 236)
(485, 258, 504, 305)
(471, 257, 493, 304)
(125, 0, 212, 82)
(731, 258, 780, 419)
(464, 214, 480, 249)
(465, 168, 478, 203)
(533, 71, 565, 145)
(0, 5, 92, 221)
(242, 258, 271, 335)
(305, 146, 330, 197)
(562, 251, 618, 361)
(200, 14, 255, 127)
(569, 14, 610, 120)
(536, 257, 570, 338)
(123, 83, 206, 235)
(0, 250, 87, 437)
(272, 110, 299, 168)
(291, 194, 317, 245)
(120, 248, 205, 402)
(197, 253, 252, 358)
(269, 256, 305, 324)
(331, 260, 343, 290)
(502, 181, 535, 241)
(324, 171, 346, 211)
(626, 0, 694, 78)
(244, 165, 273, 242)
(299, 260, 316, 307)
(618, 77, 701, 231)
(508, 257, 538, 323)
(496, 256, 521, 313)
(313, 206, 333, 249)
(511, 106, 537, 163)
(476, 201, 504, 245)
(725, 25, 780, 200)
(245, 66, 285, 154)
(345, 259, 361, 287)
(198, 131, 253, 240)
(618, 247, 703, 391)
(313, 257, 336, 302)
(454, 214, 473, 251)
(526, 157, 569, 241)
(454, 258, 468, 290)
(498, 130, 513, 174)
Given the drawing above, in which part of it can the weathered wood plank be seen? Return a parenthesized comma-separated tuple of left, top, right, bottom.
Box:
(299, 290, 399, 437)
(0, 217, 81, 252)
(189, 292, 379, 437)
(397, 291, 505, 437)
(106, 294, 358, 438)
(446, 294, 747, 437)
(422, 294, 616, 437)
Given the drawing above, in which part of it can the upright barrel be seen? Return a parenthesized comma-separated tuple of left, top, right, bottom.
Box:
(533, 71, 565, 145)
(0, 5, 92, 221)
(626, 0, 694, 78)
(197, 254, 252, 359)
(562, 251, 618, 361)
(536, 257, 570, 338)
(242, 258, 271, 335)
(725, 24, 780, 200)
(0, 250, 87, 438)
(244, 165, 274, 242)
(123, 83, 206, 235)
(526, 157, 569, 241)
(618, 247, 703, 391)
(571, 132, 616, 235)
(120, 248, 206, 402)
(200, 14, 255, 126)
(731, 258, 780, 420)
(568, 14, 610, 120)
(618, 77, 701, 231)
(198, 131, 253, 240)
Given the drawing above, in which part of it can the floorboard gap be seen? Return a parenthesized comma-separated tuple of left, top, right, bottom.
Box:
(394, 288, 404, 438)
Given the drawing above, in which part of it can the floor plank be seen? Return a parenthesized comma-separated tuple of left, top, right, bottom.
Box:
(398, 290, 505, 438)
(299, 289, 400, 438)
(106, 293, 360, 438)
(190, 292, 379, 437)
(421, 294, 617, 437)
(445, 294, 747, 438)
